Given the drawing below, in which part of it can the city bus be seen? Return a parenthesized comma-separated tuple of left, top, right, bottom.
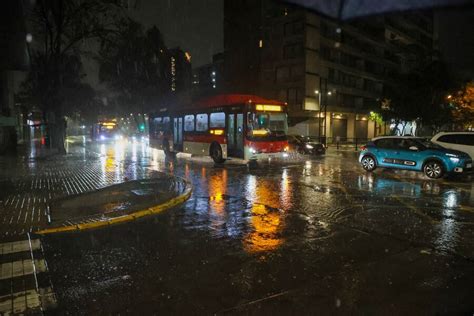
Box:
(149, 94, 289, 163)
(91, 120, 123, 141)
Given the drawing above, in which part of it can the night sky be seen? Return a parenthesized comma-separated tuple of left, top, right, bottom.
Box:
(131, 0, 223, 67)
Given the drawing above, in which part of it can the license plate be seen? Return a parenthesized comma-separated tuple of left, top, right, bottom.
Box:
(467, 163, 472, 168)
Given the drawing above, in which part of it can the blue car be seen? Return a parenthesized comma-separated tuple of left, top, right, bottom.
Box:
(359, 136, 472, 179)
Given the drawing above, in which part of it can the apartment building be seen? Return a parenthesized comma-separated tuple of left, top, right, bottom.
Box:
(223, 0, 435, 141)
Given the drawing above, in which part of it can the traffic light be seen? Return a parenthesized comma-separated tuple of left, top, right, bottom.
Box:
(139, 123, 145, 132)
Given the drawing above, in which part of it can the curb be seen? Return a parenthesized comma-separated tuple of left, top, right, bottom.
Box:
(35, 177, 192, 235)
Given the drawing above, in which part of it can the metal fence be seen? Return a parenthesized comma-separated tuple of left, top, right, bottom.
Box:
(316, 136, 370, 151)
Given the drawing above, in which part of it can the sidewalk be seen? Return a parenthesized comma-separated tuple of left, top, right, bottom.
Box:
(0, 139, 190, 239)
(38, 176, 191, 234)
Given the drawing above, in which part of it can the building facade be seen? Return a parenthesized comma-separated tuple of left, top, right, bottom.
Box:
(192, 53, 224, 98)
(223, 0, 435, 142)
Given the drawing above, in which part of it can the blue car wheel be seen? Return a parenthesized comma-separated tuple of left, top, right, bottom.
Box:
(423, 160, 444, 179)
(361, 155, 376, 171)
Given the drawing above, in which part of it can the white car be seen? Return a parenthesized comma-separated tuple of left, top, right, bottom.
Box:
(431, 132, 474, 159)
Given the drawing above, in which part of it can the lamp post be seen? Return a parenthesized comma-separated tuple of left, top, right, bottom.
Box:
(315, 89, 322, 141)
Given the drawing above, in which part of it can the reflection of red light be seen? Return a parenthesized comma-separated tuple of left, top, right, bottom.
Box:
(41, 137, 45, 145)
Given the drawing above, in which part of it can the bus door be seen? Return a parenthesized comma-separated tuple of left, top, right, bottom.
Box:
(227, 113, 244, 158)
(173, 117, 183, 150)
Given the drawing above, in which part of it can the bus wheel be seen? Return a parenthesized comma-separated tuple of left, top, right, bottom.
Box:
(210, 143, 225, 164)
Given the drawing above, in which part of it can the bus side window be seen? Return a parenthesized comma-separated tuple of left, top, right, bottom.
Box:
(184, 115, 195, 132)
(196, 114, 208, 132)
(152, 117, 162, 137)
(210, 112, 225, 128)
(162, 116, 170, 133)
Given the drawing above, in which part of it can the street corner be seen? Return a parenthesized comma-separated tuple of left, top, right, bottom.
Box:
(35, 174, 192, 235)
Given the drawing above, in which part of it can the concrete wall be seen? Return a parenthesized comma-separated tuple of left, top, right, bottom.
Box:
(347, 113, 355, 139)
(288, 123, 309, 136)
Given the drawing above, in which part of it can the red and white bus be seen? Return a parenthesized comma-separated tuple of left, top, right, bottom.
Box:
(149, 94, 289, 163)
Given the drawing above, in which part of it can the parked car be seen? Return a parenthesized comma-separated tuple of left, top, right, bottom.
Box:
(359, 136, 472, 179)
(287, 135, 325, 155)
(431, 132, 474, 159)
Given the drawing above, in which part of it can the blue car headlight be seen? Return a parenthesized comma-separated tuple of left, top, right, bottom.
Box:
(449, 157, 460, 163)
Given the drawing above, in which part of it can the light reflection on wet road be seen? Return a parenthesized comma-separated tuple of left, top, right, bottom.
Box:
(42, 138, 474, 314)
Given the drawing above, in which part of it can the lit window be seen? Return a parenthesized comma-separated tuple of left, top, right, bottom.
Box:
(196, 114, 208, 132)
(259, 39, 263, 48)
(210, 112, 225, 128)
(184, 115, 195, 132)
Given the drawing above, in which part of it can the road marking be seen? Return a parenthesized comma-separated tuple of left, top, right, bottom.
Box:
(0, 259, 46, 280)
(0, 236, 57, 314)
(0, 239, 41, 255)
(0, 287, 55, 315)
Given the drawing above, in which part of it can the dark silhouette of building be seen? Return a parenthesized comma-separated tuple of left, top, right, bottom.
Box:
(192, 52, 224, 98)
(0, 0, 31, 153)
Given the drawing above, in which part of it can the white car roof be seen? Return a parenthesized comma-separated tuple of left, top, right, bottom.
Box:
(432, 131, 474, 136)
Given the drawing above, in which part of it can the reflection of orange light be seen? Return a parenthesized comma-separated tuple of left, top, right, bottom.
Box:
(244, 179, 284, 253)
(244, 204, 282, 253)
(252, 129, 268, 136)
(210, 129, 224, 135)
(105, 125, 115, 129)
(185, 164, 190, 178)
(209, 169, 227, 215)
(255, 104, 282, 112)
(102, 122, 116, 127)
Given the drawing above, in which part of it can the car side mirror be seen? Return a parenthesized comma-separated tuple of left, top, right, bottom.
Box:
(409, 146, 419, 151)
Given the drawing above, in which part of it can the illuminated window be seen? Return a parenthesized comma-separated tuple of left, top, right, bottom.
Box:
(196, 114, 208, 132)
(259, 39, 263, 48)
(210, 112, 225, 128)
(184, 115, 195, 132)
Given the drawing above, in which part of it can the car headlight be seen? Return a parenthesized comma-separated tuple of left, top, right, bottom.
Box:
(305, 144, 314, 149)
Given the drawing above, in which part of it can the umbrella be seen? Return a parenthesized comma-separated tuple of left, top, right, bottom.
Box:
(283, 0, 474, 20)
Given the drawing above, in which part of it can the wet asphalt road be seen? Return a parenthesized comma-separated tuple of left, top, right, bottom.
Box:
(41, 139, 474, 315)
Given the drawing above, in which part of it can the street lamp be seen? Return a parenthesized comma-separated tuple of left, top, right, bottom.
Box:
(315, 90, 322, 140)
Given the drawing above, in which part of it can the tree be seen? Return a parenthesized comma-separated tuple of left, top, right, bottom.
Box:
(381, 61, 454, 135)
(21, 0, 122, 152)
(97, 20, 171, 116)
(450, 81, 474, 129)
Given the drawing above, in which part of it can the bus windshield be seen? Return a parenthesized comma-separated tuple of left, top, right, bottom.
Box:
(248, 112, 288, 140)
